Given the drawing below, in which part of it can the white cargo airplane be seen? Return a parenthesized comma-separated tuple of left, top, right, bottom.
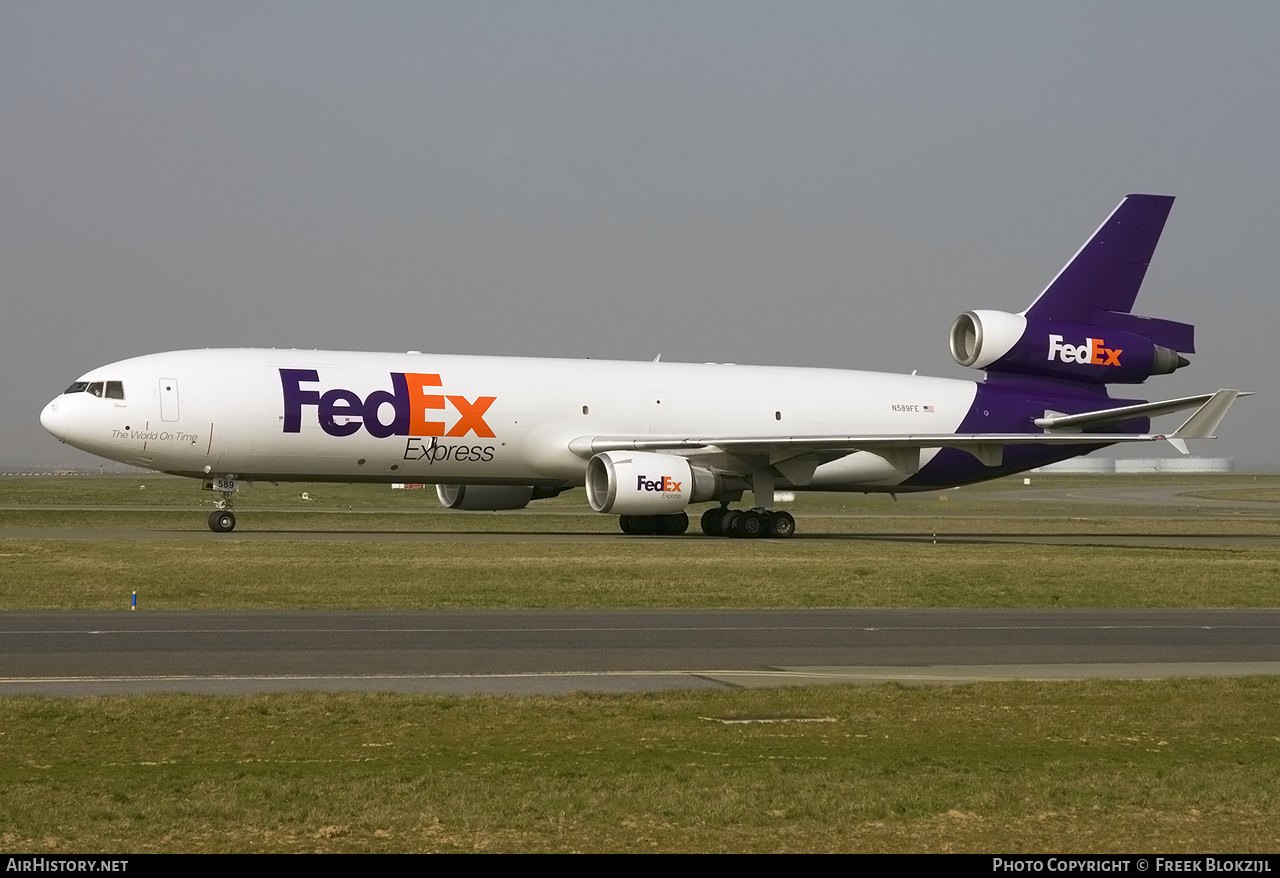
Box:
(41, 195, 1244, 537)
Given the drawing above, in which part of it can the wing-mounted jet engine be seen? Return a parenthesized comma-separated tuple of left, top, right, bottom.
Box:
(435, 484, 568, 511)
(585, 451, 731, 535)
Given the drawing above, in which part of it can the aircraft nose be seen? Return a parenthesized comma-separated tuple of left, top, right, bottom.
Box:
(40, 399, 68, 441)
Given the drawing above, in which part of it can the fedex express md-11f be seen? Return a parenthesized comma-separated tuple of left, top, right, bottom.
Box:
(40, 195, 1245, 537)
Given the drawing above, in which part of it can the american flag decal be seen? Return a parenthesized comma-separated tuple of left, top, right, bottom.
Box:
(923, 405, 935, 412)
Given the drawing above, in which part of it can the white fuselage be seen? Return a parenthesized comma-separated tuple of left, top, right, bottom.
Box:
(41, 348, 980, 490)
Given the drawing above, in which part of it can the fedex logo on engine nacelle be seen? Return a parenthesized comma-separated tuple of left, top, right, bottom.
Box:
(637, 475, 683, 494)
(280, 369, 496, 439)
(1047, 334, 1122, 366)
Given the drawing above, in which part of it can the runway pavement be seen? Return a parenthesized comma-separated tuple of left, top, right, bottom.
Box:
(978, 482, 1279, 511)
(3, 527, 1279, 549)
(3, 609, 1279, 695)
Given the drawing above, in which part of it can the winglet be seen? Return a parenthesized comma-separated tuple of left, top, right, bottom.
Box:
(1165, 389, 1248, 453)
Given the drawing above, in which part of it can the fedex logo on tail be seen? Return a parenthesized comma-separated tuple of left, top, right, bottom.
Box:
(1048, 335, 1122, 366)
(280, 369, 496, 438)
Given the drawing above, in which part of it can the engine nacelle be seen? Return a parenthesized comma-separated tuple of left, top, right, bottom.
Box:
(949, 310, 1028, 369)
(436, 484, 535, 510)
(586, 451, 723, 515)
(949, 310, 1188, 384)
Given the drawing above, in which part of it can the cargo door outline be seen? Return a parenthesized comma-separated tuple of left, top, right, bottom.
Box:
(159, 379, 180, 422)
(208, 421, 254, 472)
(648, 392, 669, 434)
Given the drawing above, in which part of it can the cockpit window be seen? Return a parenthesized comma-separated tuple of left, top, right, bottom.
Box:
(63, 379, 125, 399)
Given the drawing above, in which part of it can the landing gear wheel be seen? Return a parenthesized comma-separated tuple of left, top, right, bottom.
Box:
(621, 513, 690, 536)
(719, 510, 741, 537)
(767, 511, 796, 538)
(702, 506, 797, 538)
(662, 512, 689, 535)
(208, 510, 236, 533)
(731, 510, 765, 538)
(701, 508, 727, 536)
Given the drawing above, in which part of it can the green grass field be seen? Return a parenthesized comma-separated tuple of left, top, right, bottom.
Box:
(3, 473, 1279, 611)
(2, 539, 1279, 611)
(2, 474, 1278, 852)
(4, 680, 1279, 853)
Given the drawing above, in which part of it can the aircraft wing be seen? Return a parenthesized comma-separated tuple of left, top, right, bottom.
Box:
(1034, 389, 1249, 432)
(571, 430, 1165, 472)
(568, 389, 1246, 474)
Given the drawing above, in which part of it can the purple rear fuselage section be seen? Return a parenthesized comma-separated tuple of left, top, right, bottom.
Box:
(902, 376, 1148, 489)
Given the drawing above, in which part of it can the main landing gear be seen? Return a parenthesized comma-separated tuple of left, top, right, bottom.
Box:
(697, 466, 795, 538)
(616, 468, 798, 538)
(699, 506, 795, 539)
(615, 508, 794, 537)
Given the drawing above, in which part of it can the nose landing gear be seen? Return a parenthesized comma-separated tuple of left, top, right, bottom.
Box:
(206, 477, 239, 532)
(208, 509, 236, 533)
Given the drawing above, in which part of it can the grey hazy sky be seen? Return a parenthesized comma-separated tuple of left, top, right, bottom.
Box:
(3, 2, 1276, 468)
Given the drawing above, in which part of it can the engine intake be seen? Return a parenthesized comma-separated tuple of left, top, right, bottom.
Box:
(949, 310, 1027, 369)
(586, 451, 723, 514)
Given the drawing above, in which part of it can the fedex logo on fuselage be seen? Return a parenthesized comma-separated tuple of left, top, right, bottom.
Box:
(280, 369, 496, 438)
(1047, 334, 1122, 366)
(637, 475, 683, 494)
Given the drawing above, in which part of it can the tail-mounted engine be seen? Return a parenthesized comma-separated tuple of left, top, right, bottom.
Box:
(586, 451, 724, 515)
(949, 310, 1190, 385)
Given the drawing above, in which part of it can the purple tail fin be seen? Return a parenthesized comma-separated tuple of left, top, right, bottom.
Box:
(949, 195, 1196, 385)
(1022, 194, 1194, 354)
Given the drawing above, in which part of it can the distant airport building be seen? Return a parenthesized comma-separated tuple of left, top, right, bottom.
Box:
(1135, 457, 1234, 474)
(1034, 457, 1116, 474)
(1033, 457, 1233, 474)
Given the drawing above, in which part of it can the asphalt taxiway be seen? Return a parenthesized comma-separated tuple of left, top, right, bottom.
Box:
(3, 609, 1280, 695)
(3, 525, 1280, 549)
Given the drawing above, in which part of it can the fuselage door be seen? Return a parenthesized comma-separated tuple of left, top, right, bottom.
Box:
(648, 392, 669, 434)
(159, 378, 180, 422)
